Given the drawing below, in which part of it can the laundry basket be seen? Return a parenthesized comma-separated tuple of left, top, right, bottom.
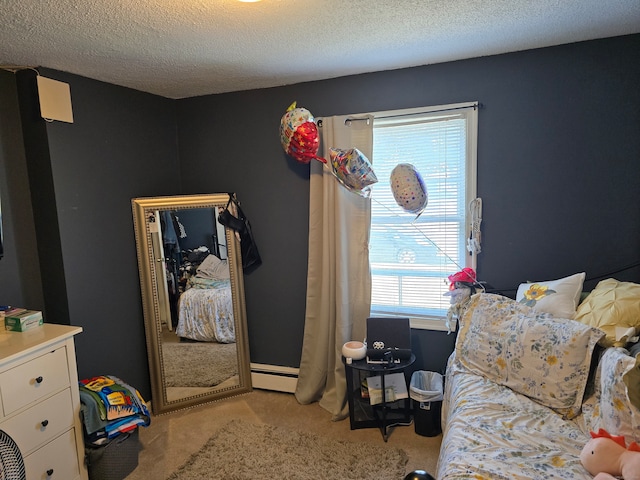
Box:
(85, 430, 141, 480)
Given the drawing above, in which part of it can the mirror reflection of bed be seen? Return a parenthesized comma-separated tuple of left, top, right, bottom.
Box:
(155, 207, 239, 403)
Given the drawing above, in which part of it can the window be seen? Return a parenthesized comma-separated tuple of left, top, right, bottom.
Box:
(369, 102, 478, 329)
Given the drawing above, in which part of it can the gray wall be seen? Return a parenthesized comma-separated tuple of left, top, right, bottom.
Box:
(0, 34, 638, 401)
(176, 34, 640, 373)
(37, 70, 180, 394)
(0, 71, 43, 308)
(1, 69, 179, 398)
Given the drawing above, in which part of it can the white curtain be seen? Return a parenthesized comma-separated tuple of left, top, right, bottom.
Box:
(294, 114, 374, 420)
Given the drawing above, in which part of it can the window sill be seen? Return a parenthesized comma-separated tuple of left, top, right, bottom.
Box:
(410, 317, 457, 332)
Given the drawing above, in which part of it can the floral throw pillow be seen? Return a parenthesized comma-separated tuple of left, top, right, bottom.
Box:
(516, 272, 585, 319)
(456, 293, 604, 418)
(598, 348, 640, 444)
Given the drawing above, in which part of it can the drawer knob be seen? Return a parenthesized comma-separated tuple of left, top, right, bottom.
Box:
(35, 376, 44, 384)
(41, 419, 49, 428)
(46, 468, 54, 476)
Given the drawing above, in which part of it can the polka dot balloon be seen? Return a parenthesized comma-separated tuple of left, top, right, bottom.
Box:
(390, 163, 428, 215)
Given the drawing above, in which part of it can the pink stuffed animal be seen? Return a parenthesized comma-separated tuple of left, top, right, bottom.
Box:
(580, 429, 640, 480)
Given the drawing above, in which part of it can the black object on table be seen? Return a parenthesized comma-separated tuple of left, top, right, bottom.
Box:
(342, 353, 416, 442)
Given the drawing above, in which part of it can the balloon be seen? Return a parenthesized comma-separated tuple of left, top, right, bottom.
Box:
(390, 163, 428, 215)
(279, 102, 326, 164)
(328, 147, 378, 196)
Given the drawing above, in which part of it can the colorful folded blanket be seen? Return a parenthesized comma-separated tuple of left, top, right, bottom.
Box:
(79, 375, 150, 443)
(80, 375, 149, 420)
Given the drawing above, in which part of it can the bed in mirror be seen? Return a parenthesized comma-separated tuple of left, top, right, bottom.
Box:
(132, 193, 251, 415)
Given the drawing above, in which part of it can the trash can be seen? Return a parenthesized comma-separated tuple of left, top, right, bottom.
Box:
(410, 371, 444, 437)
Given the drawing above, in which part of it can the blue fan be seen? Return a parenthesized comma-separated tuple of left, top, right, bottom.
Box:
(0, 430, 25, 480)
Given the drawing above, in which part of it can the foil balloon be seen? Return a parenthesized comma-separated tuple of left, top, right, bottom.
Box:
(328, 147, 378, 196)
(390, 163, 428, 215)
(279, 102, 326, 164)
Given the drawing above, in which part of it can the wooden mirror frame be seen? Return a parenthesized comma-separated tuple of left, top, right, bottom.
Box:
(132, 193, 251, 414)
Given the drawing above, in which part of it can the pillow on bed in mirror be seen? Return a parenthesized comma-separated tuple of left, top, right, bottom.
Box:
(196, 254, 230, 280)
(574, 279, 640, 347)
(456, 292, 604, 419)
(516, 272, 585, 319)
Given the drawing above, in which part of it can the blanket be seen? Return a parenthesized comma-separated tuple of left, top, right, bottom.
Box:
(79, 375, 150, 444)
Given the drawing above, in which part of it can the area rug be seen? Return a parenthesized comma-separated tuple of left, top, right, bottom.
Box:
(162, 342, 237, 387)
(166, 419, 408, 480)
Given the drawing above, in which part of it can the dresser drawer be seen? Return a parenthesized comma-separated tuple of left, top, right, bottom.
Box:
(0, 346, 70, 416)
(1, 388, 74, 456)
(24, 428, 81, 480)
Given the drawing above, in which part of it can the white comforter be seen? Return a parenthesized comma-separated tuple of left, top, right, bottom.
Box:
(176, 279, 235, 343)
(436, 356, 592, 480)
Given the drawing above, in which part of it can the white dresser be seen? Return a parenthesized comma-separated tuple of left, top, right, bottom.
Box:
(0, 324, 88, 480)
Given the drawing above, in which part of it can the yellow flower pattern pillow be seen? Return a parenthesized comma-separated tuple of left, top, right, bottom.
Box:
(457, 293, 604, 418)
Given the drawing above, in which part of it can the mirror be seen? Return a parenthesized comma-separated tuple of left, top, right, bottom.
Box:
(132, 193, 251, 414)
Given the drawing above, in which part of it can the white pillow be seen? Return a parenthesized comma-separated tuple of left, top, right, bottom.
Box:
(196, 254, 230, 280)
(516, 272, 585, 319)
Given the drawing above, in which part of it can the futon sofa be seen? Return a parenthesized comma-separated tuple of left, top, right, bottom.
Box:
(435, 279, 640, 479)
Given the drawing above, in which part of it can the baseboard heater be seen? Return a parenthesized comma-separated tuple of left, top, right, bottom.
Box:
(250, 363, 299, 393)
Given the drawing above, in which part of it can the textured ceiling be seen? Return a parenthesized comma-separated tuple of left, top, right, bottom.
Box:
(1, 0, 639, 99)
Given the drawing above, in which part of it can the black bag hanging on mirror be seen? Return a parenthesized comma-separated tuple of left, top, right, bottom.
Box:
(218, 194, 262, 272)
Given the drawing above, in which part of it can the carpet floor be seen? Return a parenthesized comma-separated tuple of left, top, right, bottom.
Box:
(123, 389, 442, 480)
(162, 341, 237, 387)
(167, 419, 408, 479)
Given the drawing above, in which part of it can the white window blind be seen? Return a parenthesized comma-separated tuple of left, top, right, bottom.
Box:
(369, 103, 478, 324)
